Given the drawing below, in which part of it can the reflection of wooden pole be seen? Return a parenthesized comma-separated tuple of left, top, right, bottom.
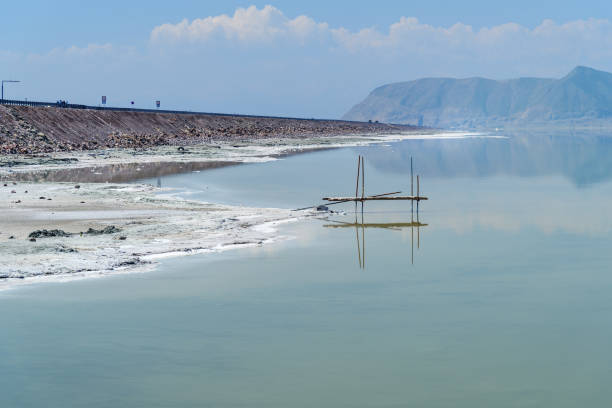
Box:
(361, 213, 366, 268)
(411, 209, 414, 265)
(355, 216, 362, 268)
(416, 175, 420, 213)
(417, 201, 420, 249)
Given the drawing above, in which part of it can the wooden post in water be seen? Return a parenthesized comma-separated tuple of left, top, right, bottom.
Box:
(411, 157, 414, 212)
(361, 156, 365, 199)
(355, 156, 361, 199)
(411, 157, 414, 196)
(355, 156, 361, 211)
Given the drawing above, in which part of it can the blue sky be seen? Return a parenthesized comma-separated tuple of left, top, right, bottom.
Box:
(2, 1, 612, 117)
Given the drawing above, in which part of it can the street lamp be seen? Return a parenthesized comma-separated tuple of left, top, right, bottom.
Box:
(1, 80, 20, 101)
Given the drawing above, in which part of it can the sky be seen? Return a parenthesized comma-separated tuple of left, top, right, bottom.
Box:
(2, 1, 612, 117)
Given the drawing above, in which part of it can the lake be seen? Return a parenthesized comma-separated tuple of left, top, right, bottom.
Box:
(2, 131, 612, 407)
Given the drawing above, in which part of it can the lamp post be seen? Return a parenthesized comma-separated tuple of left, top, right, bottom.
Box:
(1, 80, 20, 101)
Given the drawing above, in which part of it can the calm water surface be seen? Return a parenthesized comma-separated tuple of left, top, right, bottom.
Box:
(2, 132, 612, 407)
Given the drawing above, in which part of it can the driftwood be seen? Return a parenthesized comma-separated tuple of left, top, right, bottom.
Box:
(323, 221, 428, 228)
(322, 195, 428, 202)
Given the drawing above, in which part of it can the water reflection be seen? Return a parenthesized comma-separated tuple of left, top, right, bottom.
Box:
(2, 160, 239, 183)
(324, 207, 428, 268)
(366, 131, 612, 187)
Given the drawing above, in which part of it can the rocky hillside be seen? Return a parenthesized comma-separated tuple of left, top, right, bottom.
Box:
(0, 105, 413, 154)
(343, 66, 612, 128)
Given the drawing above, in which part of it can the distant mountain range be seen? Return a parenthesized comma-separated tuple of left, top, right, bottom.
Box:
(343, 66, 612, 128)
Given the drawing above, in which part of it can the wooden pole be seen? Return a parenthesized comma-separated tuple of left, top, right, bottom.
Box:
(411, 157, 414, 212)
(296, 191, 403, 211)
(355, 155, 361, 199)
(361, 156, 365, 199)
(411, 157, 413, 196)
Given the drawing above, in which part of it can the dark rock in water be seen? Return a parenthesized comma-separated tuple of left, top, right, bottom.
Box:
(118, 236, 127, 240)
(75, 185, 80, 189)
(29, 238, 36, 242)
(39, 196, 45, 199)
(10, 190, 16, 193)
(177, 146, 186, 152)
(9, 236, 15, 239)
(28, 229, 72, 238)
(316, 205, 329, 211)
(85, 225, 122, 235)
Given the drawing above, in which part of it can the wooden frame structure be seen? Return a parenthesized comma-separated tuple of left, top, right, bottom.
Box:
(321, 155, 428, 208)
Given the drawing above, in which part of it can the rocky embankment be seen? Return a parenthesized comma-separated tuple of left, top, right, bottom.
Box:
(0, 105, 413, 154)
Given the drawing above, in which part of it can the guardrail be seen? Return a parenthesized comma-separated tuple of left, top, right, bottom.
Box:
(0, 98, 351, 122)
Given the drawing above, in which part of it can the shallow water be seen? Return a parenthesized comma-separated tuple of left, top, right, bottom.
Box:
(2, 132, 612, 407)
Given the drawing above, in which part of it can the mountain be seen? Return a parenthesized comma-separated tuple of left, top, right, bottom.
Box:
(343, 66, 612, 128)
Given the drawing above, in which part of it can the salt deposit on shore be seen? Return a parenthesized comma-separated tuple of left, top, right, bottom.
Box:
(0, 181, 301, 287)
(1, 131, 491, 288)
(0, 131, 479, 177)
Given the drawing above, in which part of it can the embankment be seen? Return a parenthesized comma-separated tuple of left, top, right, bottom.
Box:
(0, 105, 413, 154)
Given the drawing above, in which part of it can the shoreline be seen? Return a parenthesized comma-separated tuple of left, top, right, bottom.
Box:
(0, 180, 306, 287)
(0, 130, 481, 289)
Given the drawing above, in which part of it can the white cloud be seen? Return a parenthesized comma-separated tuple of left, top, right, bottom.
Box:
(150, 6, 612, 64)
(150, 5, 328, 45)
(21, 43, 124, 63)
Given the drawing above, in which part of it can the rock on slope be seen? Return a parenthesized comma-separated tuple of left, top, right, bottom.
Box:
(343, 66, 612, 128)
(0, 105, 412, 154)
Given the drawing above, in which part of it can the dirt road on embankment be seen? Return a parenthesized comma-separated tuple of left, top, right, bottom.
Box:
(0, 105, 415, 154)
